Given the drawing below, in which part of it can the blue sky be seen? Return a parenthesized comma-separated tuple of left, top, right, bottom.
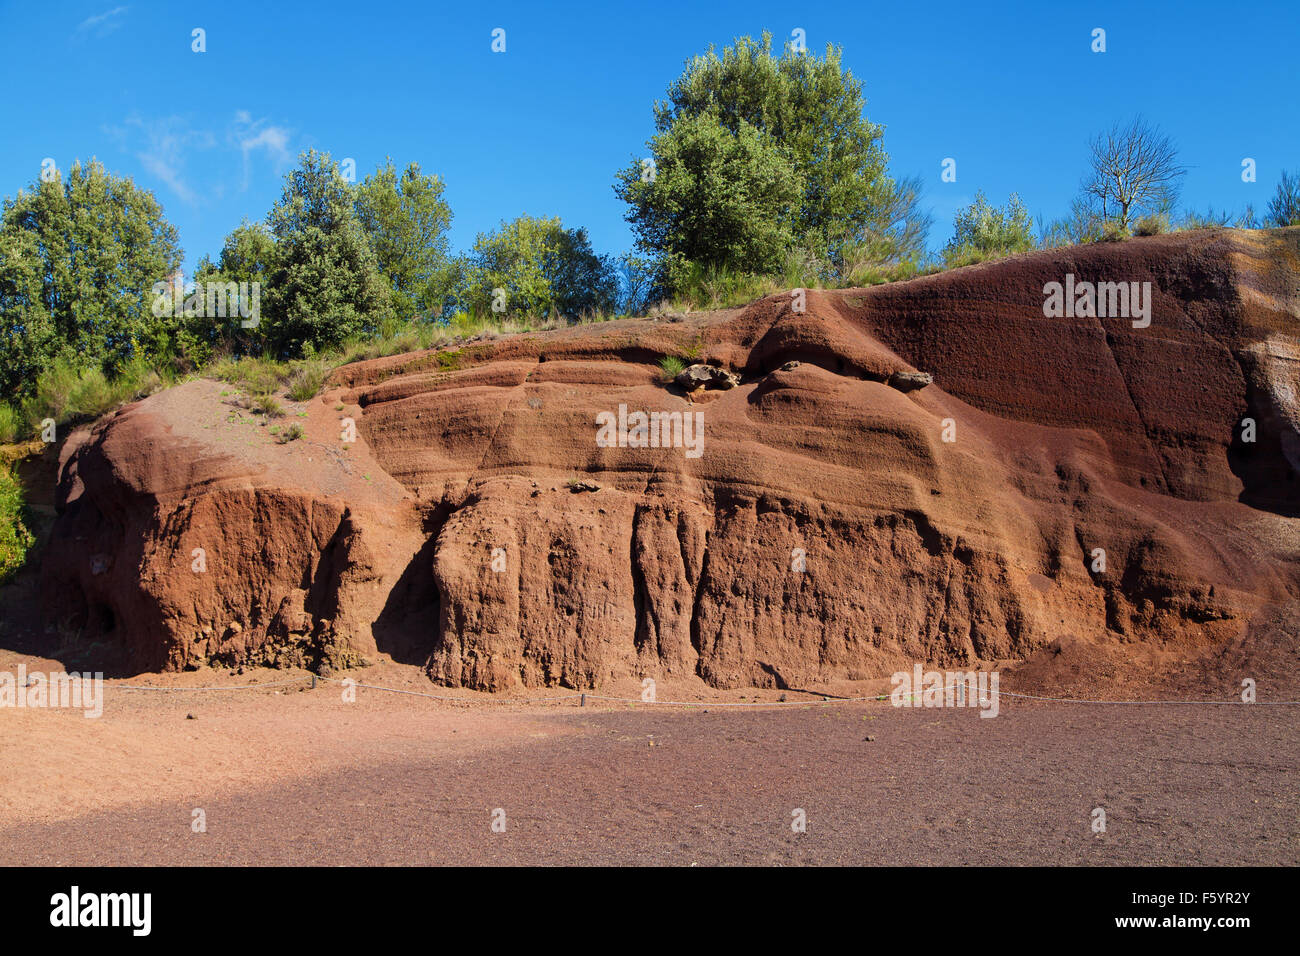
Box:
(3, 0, 1297, 276)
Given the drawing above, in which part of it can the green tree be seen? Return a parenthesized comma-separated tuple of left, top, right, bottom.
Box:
(0, 159, 182, 398)
(355, 160, 456, 319)
(202, 218, 277, 285)
(618, 31, 915, 283)
(615, 109, 802, 289)
(262, 150, 388, 356)
(187, 219, 278, 360)
(0, 226, 53, 399)
(544, 226, 620, 316)
(457, 215, 619, 318)
(943, 191, 1035, 265)
(617, 253, 657, 315)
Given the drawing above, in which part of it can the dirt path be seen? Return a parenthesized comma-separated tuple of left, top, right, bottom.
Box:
(3, 685, 1295, 865)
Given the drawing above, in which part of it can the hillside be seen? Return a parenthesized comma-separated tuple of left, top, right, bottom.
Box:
(37, 228, 1300, 693)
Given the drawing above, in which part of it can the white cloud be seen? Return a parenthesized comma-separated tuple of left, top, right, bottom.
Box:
(76, 6, 129, 38)
(231, 113, 294, 188)
(114, 115, 214, 205)
(105, 112, 295, 205)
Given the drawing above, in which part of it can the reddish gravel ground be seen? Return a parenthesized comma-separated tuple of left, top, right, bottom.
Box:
(2, 669, 1295, 866)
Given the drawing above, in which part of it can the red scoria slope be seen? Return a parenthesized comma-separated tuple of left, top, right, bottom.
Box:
(42, 229, 1300, 689)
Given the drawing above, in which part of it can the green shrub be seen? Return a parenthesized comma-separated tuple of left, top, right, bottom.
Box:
(0, 404, 21, 444)
(0, 467, 34, 585)
(67, 367, 115, 420)
(1266, 170, 1300, 226)
(112, 354, 166, 401)
(1177, 208, 1233, 231)
(212, 354, 292, 397)
(26, 359, 81, 423)
(669, 261, 779, 310)
(208, 355, 244, 383)
(778, 246, 830, 289)
(241, 357, 290, 396)
(659, 355, 687, 381)
(286, 362, 327, 401)
(252, 394, 284, 417)
(937, 245, 1021, 270)
(844, 258, 932, 286)
(942, 191, 1035, 267)
(1133, 213, 1170, 236)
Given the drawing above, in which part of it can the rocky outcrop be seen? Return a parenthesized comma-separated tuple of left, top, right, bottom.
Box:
(675, 363, 741, 391)
(887, 370, 933, 392)
(41, 229, 1300, 687)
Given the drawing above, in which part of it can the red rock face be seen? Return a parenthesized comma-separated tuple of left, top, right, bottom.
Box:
(41, 229, 1300, 687)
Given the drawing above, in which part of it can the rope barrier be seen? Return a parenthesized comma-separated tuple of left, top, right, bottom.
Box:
(117, 677, 307, 692)
(315, 675, 578, 703)
(577, 692, 885, 707)
(103, 674, 1300, 707)
(997, 689, 1300, 706)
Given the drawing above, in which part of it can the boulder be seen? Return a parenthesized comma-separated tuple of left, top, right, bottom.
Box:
(887, 370, 933, 392)
(675, 364, 741, 391)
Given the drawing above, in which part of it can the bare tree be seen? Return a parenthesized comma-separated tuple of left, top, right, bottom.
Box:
(1082, 117, 1186, 230)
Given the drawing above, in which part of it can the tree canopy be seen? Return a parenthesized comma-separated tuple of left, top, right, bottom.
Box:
(262, 150, 389, 355)
(458, 214, 618, 318)
(0, 159, 182, 398)
(355, 159, 456, 318)
(615, 32, 924, 290)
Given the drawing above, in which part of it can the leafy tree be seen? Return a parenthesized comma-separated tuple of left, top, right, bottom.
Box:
(943, 191, 1035, 264)
(355, 160, 456, 319)
(1081, 117, 1186, 232)
(457, 215, 619, 318)
(617, 253, 657, 315)
(262, 150, 389, 355)
(618, 31, 922, 286)
(0, 160, 182, 398)
(0, 226, 52, 399)
(1266, 170, 1300, 226)
(664, 33, 889, 256)
(201, 218, 277, 285)
(615, 108, 802, 290)
(544, 226, 621, 316)
(187, 219, 278, 360)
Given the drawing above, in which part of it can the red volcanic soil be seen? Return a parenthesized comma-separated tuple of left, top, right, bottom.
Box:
(1, 675, 1295, 865)
(30, 227, 1300, 697)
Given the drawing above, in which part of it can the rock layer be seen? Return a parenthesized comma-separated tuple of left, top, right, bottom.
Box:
(42, 229, 1300, 687)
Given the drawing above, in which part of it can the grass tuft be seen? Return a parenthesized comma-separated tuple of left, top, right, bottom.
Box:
(658, 355, 687, 381)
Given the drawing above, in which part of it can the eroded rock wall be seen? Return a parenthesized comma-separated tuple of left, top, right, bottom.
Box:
(41, 229, 1300, 686)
